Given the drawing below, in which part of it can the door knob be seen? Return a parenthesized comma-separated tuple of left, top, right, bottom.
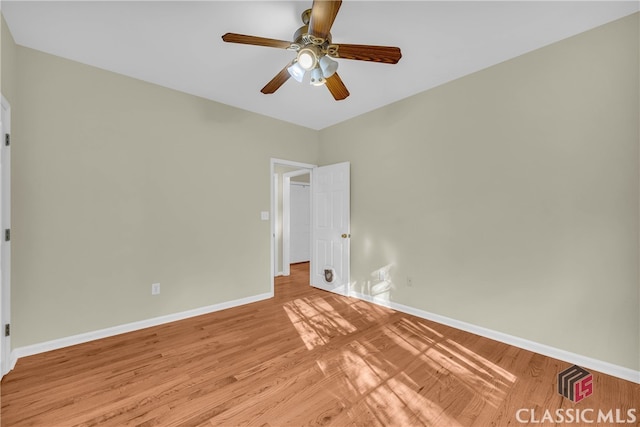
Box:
(341, 233, 351, 239)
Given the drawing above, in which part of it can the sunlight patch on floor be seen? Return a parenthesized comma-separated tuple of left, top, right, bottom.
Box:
(283, 297, 357, 350)
(420, 341, 513, 408)
(380, 317, 514, 409)
(385, 318, 441, 354)
(347, 299, 394, 321)
(446, 338, 517, 383)
(326, 346, 462, 426)
(348, 339, 399, 379)
(282, 284, 517, 423)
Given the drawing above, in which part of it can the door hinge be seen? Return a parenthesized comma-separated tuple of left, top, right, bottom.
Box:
(4, 134, 9, 147)
(4, 324, 10, 337)
(4, 229, 9, 242)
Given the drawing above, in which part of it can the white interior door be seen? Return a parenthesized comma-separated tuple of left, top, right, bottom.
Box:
(1, 95, 11, 377)
(311, 162, 350, 295)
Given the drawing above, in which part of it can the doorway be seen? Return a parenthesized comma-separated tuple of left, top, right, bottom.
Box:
(270, 159, 351, 297)
(270, 159, 316, 295)
(288, 178, 310, 264)
(282, 169, 311, 276)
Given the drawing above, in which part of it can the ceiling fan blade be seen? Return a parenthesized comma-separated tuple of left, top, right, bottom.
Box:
(333, 44, 402, 64)
(222, 33, 292, 49)
(325, 73, 349, 101)
(308, 0, 342, 42)
(261, 62, 293, 94)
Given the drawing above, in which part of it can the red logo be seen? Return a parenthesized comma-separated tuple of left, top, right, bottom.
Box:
(558, 365, 593, 402)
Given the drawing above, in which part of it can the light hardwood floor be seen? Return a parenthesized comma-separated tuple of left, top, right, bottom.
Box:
(1, 263, 638, 426)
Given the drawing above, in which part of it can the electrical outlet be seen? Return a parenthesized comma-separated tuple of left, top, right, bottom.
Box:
(151, 283, 160, 295)
(407, 277, 413, 287)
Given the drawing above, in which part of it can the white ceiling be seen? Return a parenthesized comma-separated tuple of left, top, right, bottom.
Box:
(2, 1, 638, 130)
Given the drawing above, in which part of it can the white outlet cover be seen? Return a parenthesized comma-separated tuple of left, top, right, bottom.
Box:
(152, 283, 160, 295)
(260, 211, 269, 221)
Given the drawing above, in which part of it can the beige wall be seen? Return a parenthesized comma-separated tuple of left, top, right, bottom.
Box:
(9, 43, 318, 347)
(319, 13, 639, 371)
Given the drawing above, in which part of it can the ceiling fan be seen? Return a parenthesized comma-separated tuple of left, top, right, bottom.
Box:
(222, 0, 402, 101)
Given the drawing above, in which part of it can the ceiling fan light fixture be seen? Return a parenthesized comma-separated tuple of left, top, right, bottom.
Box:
(309, 66, 326, 86)
(222, 0, 401, 100)
(319, 55, 338, 78)
(287, 62, 305, 83)
(297, 47, 318, 71)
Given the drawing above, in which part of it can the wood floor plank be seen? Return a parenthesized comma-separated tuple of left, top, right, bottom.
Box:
(1, 263, 638, 426)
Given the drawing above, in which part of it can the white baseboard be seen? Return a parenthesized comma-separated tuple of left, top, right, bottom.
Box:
(9, 292, 273, 369)
(350, 291, 640, 385)
(8, 289, 639, 385)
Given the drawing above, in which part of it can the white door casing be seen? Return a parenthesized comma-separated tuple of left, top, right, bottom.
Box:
(282, 175, 291, 276)
(1, 95, 11, 377)
(311, 162, 350, 295)
(273, 173, 279, 276)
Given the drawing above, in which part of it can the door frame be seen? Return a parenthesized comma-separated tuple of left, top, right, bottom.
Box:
(273, 172, 279, 276)
(282, 169, 311, 276)
(270, 158, 316, 295)
(1, 95, 11, 377)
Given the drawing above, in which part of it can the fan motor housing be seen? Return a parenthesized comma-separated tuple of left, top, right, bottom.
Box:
(293, 25, 332, 47)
